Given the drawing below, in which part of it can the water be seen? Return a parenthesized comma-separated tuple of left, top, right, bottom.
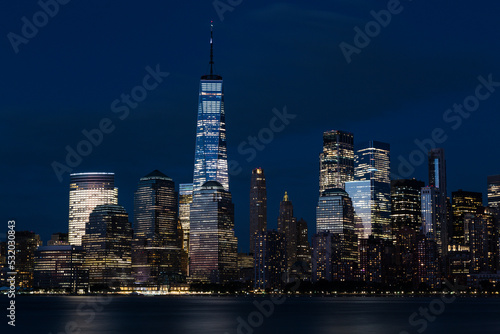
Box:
(2, 295, 500, 333)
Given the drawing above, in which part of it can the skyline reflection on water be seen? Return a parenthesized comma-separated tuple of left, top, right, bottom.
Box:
(3, 295, 500, 334)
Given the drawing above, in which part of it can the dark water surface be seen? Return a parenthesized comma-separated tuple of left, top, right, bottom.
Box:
(2, 295, 499, 333)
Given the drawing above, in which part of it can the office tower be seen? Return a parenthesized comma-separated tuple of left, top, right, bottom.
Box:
(47, 232, 69, 246)
(132, 170, 182, 285)
(249, 167, 267, 254)
(355, 140, 390, 183)
(391, 179, 425, 234)
(192, 24, 228, 192)
(421, 186, 442, 244)
(353, 141, 392, 239)
(33, 245, 88, 292)
(358, 237, 384, 283)
(311, 232, 335, 282)
(68, 172, 118, 246)
(488, 175, 500, 207)
(319, 130, 354, 193)
(315, 188, 357, 280)
(15, 231, 42, 288)
(82, 204, 133, 289)
(179, 183, 193, 253)
(254, 230, 287, 290)
(277, 192, 298, 271)
(451, 190, 483, 245)
(189, 181, 238, 283)
(394, 226, 417, 287)
(295, 218, 311, 276)
(464, 208, 496, 273)
(428, 148, 448, 255)
(237, 253, 254, 283)
(414, 234, 439, 289)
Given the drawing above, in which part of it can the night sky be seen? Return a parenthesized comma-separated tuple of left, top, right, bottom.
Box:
(1, 0, 499, 252)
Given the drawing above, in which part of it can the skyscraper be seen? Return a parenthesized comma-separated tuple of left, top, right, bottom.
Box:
(428, 148, 448, 255)
(487, 175, 500, 208)
(355, 140, 390, 183)
(254, 230, 287, 290)
(179, 183, 194, 253)
(277, 192, 298, 271)
(83, 204, 133, 289)
(249, 167, 267, 254)
(132, 170, 182, 285)
(421, 186, 440, 239)
(193, 23, 228, 192)
(315, 188, 357, 280)
(68, 172, 118, 246)
(319, 130, 354, 193)
(189, 181, 238, 283)
(353, 140, 392, 239)
(451, 189, 483, 245)
(15, 231, 42, 288)
(391, 179, 425, 234)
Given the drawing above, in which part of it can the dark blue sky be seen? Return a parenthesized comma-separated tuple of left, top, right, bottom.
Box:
(1, 0, 499, 252)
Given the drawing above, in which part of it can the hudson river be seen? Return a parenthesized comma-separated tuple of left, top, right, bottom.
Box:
(3, 295, 500, 333)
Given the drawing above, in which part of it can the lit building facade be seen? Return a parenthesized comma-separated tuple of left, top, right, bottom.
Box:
(452, 189, 483, 245)
(132, 170, 182, 285)
(192, 25, 228, 192)
(487, 174, 500, 208)
(391, 179, 425, 234)
(428, 148, 448, 256)
(189, 181, 237, 283)
(68, 172, 118, 246)
(82, 204, 133, 289)
(254, 230, 287, 290)
(34, 245, 88, 292)
(179, 183, 194, 253)
(249, 167, 267, 254)
(319, 130, 354, 193)
(277, 192, 297, 271)
(15, 231, 42, 288)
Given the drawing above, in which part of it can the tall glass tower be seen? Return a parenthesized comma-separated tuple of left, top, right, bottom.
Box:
(319, 130, 354, 193)
(193, 23, 228, 192)
(68, 172, 118, 246)
(249, 168, 267, 254)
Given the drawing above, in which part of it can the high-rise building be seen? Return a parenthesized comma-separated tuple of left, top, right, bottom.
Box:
(192, 24, 228, 192)
(295, 218, 311, 277)
(179, 183, 194, 253)
(487, 175, 500, 208)
(15, 231, 42, 288)
(311, 232, 335, 282)
(68, 172, 118, 246)
(451, 190, 483, 245)
(319, 130, 354, 192)
(249, 167, 267, 254)
(428, 148, 448, 256)
(277, 192, 297, 271)
(254, 230, 287, 290)
(355, 140, 390, 184)
(82, 204, 133, 289)
(315, 188, 357, 280)
(414, 234, 439, 289)
(421, 187, 440, 239)
(34, 245, 88, 292)
(189, 181, 238, 283)
(353, 140, 392, 239)
(132, 170, 182, 285)
(391, 179, 425, 234)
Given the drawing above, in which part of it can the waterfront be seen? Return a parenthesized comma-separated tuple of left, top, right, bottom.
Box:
(3, 295, 500, 333)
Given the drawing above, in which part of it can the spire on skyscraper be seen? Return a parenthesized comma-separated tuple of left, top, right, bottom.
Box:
(210, 21, 214, 75)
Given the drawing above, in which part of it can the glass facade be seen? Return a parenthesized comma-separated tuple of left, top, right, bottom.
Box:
(487, 174, 500, 208)
(82, 204, 133, 288)
(391, 179, 425, 234)
(249, 167, 267, 254)
(355, 140, 391, 184)
(189, 181, 237, 283)
(68, 172, 118, 246)
(428, 148, 448, 256)
(451, 189, 483, 245)
(193, 79, 228, 192)
(179, 183, 194, 253)
(34, 245, 88, 292)
(319, 130, 354, 193)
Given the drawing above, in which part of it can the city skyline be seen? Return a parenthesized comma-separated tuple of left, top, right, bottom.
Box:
(2, 1, 500, 255)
